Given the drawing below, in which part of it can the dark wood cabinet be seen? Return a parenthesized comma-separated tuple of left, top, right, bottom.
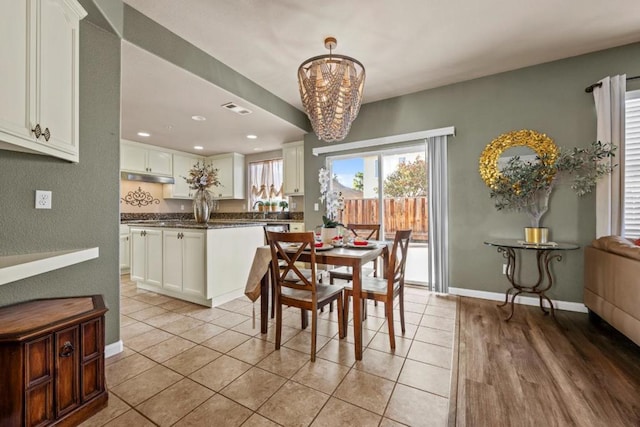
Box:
(0, 295, 108, 426)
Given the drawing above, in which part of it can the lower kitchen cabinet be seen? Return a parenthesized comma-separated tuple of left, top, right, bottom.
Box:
(0, 295, 108, 426)
(163, 230, 206, 299)
(132, 225, 264, 306)
(130, 227, 163, 288)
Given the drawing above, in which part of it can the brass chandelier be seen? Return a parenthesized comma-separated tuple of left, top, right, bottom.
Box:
(297, 37, 366, 142)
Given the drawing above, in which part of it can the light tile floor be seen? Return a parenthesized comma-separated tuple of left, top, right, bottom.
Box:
(82, 276, 457, 427)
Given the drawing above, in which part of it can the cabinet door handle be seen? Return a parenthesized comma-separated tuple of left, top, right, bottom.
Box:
(43, 127, 51, 141)
(60, 341, 75, 358)
(32, 123, 42, 139)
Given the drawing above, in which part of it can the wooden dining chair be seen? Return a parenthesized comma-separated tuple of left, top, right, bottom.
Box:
(264, 224, 290, 318)
(327, 224, 381, 314)
(267, 231, 345, 361)
(343, 229, 411, 350)
(328, 223, 381, 284)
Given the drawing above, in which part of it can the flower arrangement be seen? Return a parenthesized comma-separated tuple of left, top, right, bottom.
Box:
(184, 161, 220, 190)
(488, 141, 616, 227)
(319, 167, 345, 223)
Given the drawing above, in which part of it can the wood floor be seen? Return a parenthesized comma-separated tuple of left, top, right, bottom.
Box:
(452, 297, 640, 427)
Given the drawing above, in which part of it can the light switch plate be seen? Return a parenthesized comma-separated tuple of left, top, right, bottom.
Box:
(35, 190, 52, 209)
(314, 203, 319, 211)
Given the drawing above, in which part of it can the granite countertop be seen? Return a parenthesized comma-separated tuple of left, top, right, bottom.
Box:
(121, 212, 303, 225)
(124, 220, 269, 230)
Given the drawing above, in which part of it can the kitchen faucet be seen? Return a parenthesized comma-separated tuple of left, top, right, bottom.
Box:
(251, 201, 266, 219)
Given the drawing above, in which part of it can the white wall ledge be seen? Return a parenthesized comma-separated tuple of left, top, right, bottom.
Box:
(0, 247, 99, 286)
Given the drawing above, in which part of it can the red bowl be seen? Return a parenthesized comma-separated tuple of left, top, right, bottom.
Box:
(353, 240, 368, 246)
(314, 242, 323, 248)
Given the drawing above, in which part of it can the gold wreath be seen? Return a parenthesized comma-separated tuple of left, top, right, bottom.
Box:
(479, 129, 559, 187)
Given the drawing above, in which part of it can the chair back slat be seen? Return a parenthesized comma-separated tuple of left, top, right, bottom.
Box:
(267, 231, 318, 297)
(387, 230, 412, 294)
(347, 223, 380, 241)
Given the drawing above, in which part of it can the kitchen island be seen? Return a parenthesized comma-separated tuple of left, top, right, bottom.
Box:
(126, 220, 265, 307)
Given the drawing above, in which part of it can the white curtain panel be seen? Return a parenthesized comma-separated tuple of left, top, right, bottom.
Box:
(427, 135, 450, 293)
(249, 159, 284, 207)
(593, 75, 626, 237)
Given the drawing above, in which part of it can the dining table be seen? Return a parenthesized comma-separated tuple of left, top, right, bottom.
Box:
(244, 242, 388, 361)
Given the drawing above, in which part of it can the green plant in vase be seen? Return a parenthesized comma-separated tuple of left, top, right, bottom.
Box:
(279, 200, 289, 212)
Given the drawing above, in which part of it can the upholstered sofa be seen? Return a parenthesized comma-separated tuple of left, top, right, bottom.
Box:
(584, 236, 640, 346)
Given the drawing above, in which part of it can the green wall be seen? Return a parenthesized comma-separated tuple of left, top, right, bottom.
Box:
(304, 42, 640, 303)
(0, 20, 122, 344)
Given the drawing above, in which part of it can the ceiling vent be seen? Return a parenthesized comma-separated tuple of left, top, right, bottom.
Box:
(221, 102, 252, 115)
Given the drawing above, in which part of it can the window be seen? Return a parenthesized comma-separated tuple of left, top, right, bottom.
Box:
(624, 90, 640, 237)
(248, 159, 285, 210)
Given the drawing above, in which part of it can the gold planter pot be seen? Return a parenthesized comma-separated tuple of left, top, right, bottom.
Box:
(524, 227, 549, 244)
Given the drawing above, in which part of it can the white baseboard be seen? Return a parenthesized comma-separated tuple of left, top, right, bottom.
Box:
(105, 340, 124, 358)
(448, 287, 588, 313)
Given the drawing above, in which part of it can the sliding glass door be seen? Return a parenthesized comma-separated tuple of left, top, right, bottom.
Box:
(328, 143, 429, 286)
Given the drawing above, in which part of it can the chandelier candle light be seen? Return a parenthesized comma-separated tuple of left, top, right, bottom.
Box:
(298, 37, 365, 143)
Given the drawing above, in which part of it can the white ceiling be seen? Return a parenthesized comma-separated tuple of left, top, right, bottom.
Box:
(120, 0, 640, 155)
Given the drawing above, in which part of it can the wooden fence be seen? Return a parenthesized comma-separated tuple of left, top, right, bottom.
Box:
(340, 197, 428, 242)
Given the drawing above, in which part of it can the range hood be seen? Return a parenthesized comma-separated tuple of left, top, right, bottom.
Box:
(120, 171, 175, 184)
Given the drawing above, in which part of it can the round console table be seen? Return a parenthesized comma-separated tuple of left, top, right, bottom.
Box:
(484, 239, 579, 321)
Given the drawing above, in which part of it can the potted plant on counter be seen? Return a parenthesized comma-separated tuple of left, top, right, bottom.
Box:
(279, 200, 289, 212)
(479, 130, 615, 243)
(184, 161, 220, 224)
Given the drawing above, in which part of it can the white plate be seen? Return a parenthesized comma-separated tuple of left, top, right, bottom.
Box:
(346, 242, 378, 249)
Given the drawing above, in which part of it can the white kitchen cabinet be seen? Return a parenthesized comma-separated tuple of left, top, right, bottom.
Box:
(283, 141, 304, 195)
(119, 225, 130, 274)
(162, 230, 205, 299)
(121, 140, 173, 176)
(129, 227, 163, 288)
(0, 0, 86, 162)
(207, 153, 245, 199)
(163, 153, 204, 199)
(289, 222, 305, 232)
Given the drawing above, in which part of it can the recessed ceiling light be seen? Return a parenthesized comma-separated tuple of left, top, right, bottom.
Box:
(191, 115, 207, 121)
(194, 146, 204, 150)
(253, 148, 262, 151)
(246, 134, 257, 139)
(137, 131, 150, 137)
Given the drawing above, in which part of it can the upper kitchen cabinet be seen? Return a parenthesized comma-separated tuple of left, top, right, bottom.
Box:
(163, 153, 204, 199)
(0, 0, 86, 162)
(121, 140, 173, 176)
(206, 153, 245, 199)
(283, 141, 304, 195)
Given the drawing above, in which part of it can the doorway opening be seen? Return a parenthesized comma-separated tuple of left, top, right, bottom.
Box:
(328, 143, 429, 286)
